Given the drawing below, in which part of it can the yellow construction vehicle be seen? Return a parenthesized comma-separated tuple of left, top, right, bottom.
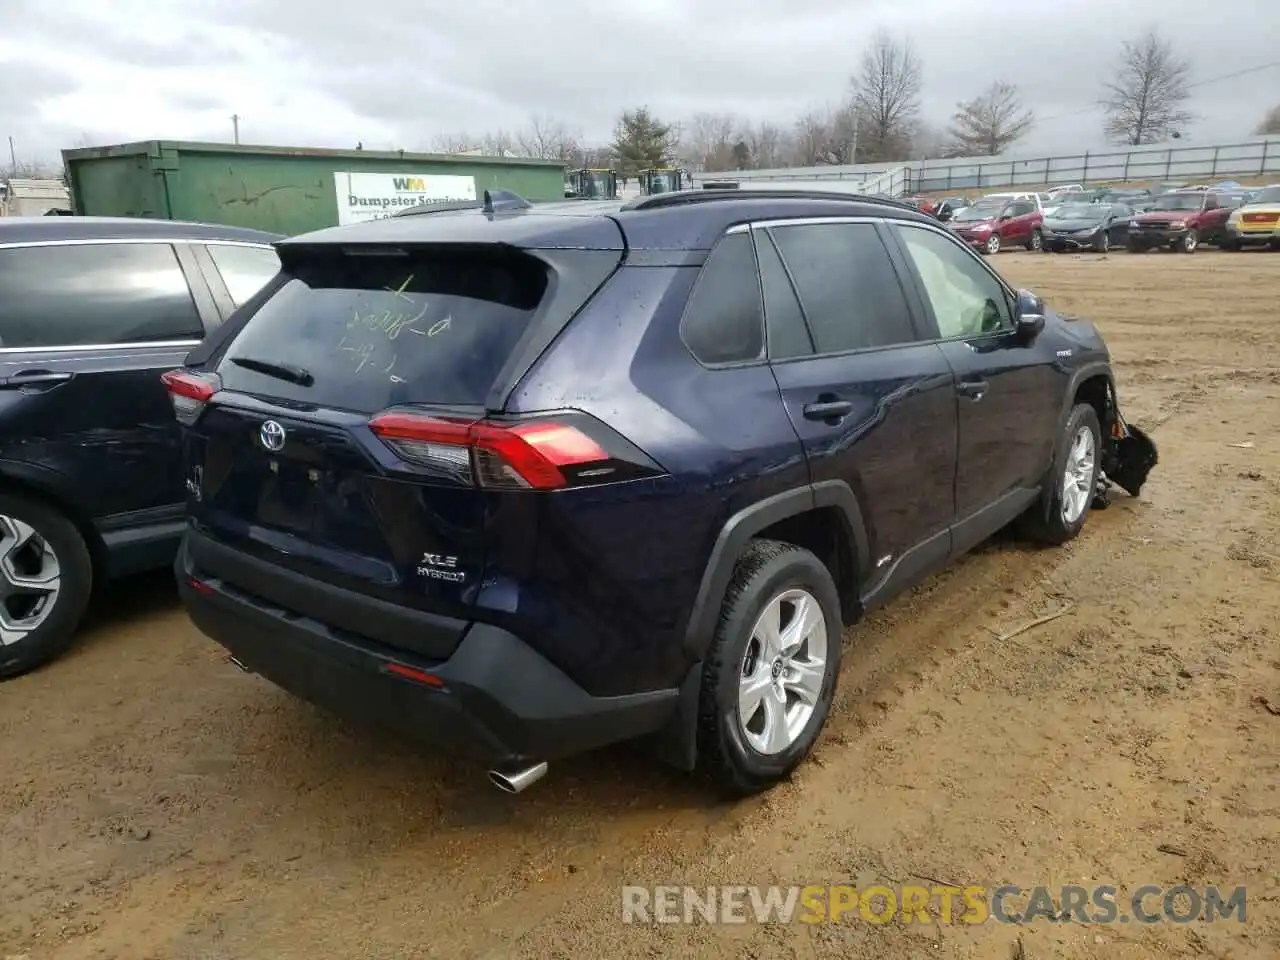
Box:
(565, 169, 618, 200)
(640, 168, 685, 195)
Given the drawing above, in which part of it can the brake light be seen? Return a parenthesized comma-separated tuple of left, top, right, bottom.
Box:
(368, 410, 659, 490)
(161, 369, 221, 425)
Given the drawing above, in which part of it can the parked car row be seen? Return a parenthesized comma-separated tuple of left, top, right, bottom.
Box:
(0, 217, 282, 680)
(2, 189, 1159, 798)
(927, 183, 1280, 256)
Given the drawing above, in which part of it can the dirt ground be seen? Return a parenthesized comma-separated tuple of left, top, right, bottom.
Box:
(3, 250, 1279, 960)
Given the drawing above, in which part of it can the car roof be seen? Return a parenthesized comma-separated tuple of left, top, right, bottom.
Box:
(280, 191, 939, 255)
(0, 216, 281, 245)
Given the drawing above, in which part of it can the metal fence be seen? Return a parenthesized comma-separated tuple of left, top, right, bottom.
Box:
(693, 138, 1280, 196)
(910, 139, 1280, 192)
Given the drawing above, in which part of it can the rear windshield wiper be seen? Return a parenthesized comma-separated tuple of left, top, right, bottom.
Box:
(230, 356, 314, 386)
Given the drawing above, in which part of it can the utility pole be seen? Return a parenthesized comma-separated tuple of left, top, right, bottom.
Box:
(231, 114, 241, 144)
(8, 135, 16, 170)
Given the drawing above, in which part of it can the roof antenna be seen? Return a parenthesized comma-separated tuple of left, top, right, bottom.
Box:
(482, 189, 532, 215)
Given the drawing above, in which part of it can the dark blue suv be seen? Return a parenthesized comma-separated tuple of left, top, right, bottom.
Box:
(167, 189, 1157, 795)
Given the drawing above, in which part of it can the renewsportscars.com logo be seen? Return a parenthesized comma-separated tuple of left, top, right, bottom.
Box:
(621, 884, 1248, 925)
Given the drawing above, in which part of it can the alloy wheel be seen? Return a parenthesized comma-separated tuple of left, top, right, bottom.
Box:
(0, 514, 62, 646)
(1061, 427, 1096, 525)
(738, 588, 829, 755)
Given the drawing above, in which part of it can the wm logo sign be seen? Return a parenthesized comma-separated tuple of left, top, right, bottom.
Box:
(392, 177, 427, 191)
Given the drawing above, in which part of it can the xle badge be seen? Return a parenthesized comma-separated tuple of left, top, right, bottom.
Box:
(417, 552, 465, 583)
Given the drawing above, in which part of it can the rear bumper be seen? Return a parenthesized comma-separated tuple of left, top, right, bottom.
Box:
(176, 535, 679, 766)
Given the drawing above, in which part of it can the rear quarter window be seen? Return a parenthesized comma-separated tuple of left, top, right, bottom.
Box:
(206, 243, 281, 307)
(680, 232, 765, 365)
(216, 248, 546, 412)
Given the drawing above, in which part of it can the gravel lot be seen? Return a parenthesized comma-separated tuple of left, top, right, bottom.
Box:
(3, 249, 1279, 960)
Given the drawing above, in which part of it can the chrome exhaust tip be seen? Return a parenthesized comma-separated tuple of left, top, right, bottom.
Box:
(488, 761, 548, 794)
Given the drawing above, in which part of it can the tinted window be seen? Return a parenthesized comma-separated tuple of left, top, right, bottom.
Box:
(681, 232, 764, 365)
(769, 222, 916, 354)
(0, 242, 201, 349)
(217, 248, 545, 412)
(1008, 201, 1034, 216)
(755, 231, 812, 359)
(207, 243, 281, 307)
(895, 225, 1012, 339)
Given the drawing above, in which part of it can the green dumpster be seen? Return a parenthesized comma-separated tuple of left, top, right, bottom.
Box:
(61, 140, 566, 235)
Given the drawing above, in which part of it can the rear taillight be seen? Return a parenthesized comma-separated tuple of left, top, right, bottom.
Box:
(368, 410, 662, 490)
(161, 369, 221, 425)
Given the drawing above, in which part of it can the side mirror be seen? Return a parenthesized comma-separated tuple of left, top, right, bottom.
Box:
(1014, 289, 1045, 343)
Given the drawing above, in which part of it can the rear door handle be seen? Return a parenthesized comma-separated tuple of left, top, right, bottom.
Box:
(803, 399, 854, 421)
(956, 380, 989, 400)
(1, 370, 75, 388)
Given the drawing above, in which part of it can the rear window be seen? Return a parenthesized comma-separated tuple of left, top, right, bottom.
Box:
(216, 248, 546, 412)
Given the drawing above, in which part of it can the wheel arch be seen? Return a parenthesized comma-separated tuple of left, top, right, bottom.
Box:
(681, 481, 869, 663)
(0, 462, 107, 580)
(657, 483, 869, 773)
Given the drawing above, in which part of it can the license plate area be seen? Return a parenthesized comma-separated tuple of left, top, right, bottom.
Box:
(258, 456, 319, 533)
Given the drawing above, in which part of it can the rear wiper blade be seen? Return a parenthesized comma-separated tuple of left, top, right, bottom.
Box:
(230, 356, 314, 386)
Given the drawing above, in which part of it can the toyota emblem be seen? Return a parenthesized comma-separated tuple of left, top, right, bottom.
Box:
(259, 420, 287, 452)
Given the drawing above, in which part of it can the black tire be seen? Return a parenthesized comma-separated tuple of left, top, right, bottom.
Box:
(1021, 404, 1103, 546)
(0, 494, 94, 681)
(696, 538, 842, 796)
(1094, 232, 1110, 253)
(1027, 229, 1043, 252)
(1180, 229, 1199, 253)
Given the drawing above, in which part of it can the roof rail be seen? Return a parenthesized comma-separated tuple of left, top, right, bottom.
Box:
(622, 188, 918, 212)
(394, 188, 532, 217)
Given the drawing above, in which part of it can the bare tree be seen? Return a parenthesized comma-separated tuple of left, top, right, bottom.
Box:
(850, 30, 923, 162)
(791, 103, 859, 166)
(1100, 29, 1194, 145)
(740, 121, 790, 170)
(517, 115, 583, 163)
(1256, 104, 1280, 136)
(429, 132, 481, 154)
(911, 122, 952, 159)
(682, 112, 739, 172)
(481, 130, 517, 157)
(947, 81, 1035, 156)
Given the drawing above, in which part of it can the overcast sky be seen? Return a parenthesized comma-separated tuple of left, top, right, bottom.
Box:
(2, 0, 1277, 168)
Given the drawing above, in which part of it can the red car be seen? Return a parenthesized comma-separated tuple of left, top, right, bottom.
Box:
(1126, 190, 1240, 253)
(946, 197, 1044, 254)
(902, 195, 938, 216)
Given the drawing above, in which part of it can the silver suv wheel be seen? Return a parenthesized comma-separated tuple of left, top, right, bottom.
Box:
(0, 514, 62, 646)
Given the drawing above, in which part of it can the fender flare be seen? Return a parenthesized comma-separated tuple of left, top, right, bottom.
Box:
(1059, 361, 1116, 428)
(0, 458, 94, 517)
(680, 480, 870, 661)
